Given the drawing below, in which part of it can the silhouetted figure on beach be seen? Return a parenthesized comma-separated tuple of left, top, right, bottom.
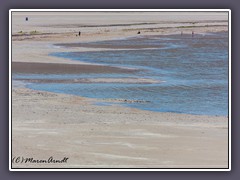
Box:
(192, 31, 194, 37)
(25, 17, 28, 21)
(79, 31, 81, 36)
(137, 31, 141, 34)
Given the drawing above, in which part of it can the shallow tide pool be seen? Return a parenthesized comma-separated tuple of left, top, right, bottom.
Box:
(14, 32, 229, 116)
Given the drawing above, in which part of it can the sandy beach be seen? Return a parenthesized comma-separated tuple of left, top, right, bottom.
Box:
(11, 11, 229, 169)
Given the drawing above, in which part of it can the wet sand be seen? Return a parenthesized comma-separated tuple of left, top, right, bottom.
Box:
(14, 77, 161, 84)
(12, 62, 138, 74)
(55, 42, 164, 49)
(11, 11, 229, 169)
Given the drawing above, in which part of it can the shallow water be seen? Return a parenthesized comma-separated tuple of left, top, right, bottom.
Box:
(14, 32, 229, 116)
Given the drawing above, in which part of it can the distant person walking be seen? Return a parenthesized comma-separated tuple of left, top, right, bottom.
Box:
(79, 31, 81, 36)
(25, 17, 28, 21)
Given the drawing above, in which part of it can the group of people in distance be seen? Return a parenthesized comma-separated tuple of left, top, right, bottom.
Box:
(25, 17, 194, 38)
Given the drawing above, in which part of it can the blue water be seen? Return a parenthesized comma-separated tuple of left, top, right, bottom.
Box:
(14, 32, 229, 116)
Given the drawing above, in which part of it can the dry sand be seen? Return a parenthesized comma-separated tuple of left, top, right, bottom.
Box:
(11, 11, 229, 169)
(12, 88, 228, 168)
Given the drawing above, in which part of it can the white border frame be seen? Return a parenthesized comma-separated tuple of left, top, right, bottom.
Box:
(9, 9, 231, 171)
